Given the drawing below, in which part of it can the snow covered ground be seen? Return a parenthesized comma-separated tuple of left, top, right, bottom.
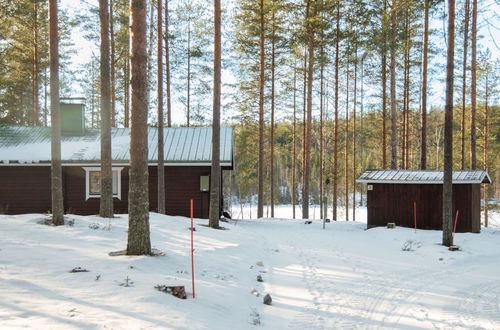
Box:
(229, 204, 368, 221)
(1, 209, 499, 329)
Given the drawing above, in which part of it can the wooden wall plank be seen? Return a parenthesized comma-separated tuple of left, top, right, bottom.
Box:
(0, 165, 227, 219)
(367, 183, 480, 233)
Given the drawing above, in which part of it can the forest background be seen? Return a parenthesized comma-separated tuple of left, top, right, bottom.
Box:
(0, 0, 498, 219)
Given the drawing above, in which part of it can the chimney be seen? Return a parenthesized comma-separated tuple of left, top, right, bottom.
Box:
(60, 97, 86, 135)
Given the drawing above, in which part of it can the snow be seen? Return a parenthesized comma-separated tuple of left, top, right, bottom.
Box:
(357, 169, 491, 185)
(230, 204, 367, 222)
(1, 208, 499, 329)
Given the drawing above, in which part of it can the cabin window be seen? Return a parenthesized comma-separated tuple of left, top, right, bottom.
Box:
(83, 167, 123, 200)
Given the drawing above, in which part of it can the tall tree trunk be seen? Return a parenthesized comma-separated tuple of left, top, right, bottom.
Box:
(360, 54, 365, 186)
(352, 45, 358, 221)
(401, 47, 407, 167)
(165, 0, 172, 127)
(124, 46, 130, 127)
(100, 0, 114, 218)
(91, 60, 97, 127)
(333, 1, 340, 220)
(319, 47, 324, 220)
(49, 0, 64, 226)
(381, 0, 388, 169)
(270, 12, 276, 218)
(460, 0, 470, 169)
(303, 0, 315, 220)
(257, 0, 265, 219)
(32, 1, 39, 126)
(401, 70, 407, 169)
(345, 58, 349, 221)
(483, 72, 489, 227)
(43, 67, 48, 126)
(127, 0, 151, 256)
(421, 0, 429, 170)
(402, 13, 410, 170)
(157, 0, 165, 214)
(187, 21, 191, 126)
(209, 0, 222, 228)
(292, 62, 297, 219)
(404, 46, 410, 169)
(302, 47, 307, 210)
(443, 0, 455, 247)
(110, 0, 117, 127)
(147, 0, 154, 106)
(470, 0, 477, 169)
(389, 3, 398, 170)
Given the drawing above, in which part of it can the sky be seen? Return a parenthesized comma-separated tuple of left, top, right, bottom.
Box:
(62, 0, 500, 126)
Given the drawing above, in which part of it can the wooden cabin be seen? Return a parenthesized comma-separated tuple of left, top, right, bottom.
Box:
(356, 170, 491, 233)
(0, 120, 233, 218)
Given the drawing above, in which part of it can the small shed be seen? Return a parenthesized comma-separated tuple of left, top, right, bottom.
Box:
(356, 170, 492, 233)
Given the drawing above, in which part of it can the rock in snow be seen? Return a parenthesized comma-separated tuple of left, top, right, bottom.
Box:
(263, 294, 272, 305)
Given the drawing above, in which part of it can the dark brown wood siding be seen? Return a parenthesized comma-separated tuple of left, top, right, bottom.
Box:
(0, 165, 228, 218)
(367, 183, 480, 233)
(149, 166, 212, 218)
(0, 166, 52, 214)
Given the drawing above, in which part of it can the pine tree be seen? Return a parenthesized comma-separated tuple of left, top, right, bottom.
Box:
(257, 0, 265, 219)
(171, 0, 213, 125)
(270, 7, 276, 218)
(332, 0, 340, 221)
(460, 0, 470, 170)
(49, 0, 64, 226)
(110, 0, 117, 127)
(209, 0, 222, 228)
(381, 0, 388, 169)
(0, 1, 73, 125)
(345, 50, 350, 221)
(292, 61, 297, 219)
(470, 0, 477, 169)
(157, 0, 166, 214)
(127, 0, 151, 256)
(389, 1, 398, 170)
(421, 0, 429, 170)
(443, 0, 455, 247)
(352, 44, 358, 221)
(165, 0, 172, 127)
(302, 0, 317, 219)
(99, 0, 114, 218)
(483, 70, 489, 227)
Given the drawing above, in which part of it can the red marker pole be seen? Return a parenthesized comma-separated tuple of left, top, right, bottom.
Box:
(413, 201, 417, 233)
(451, 210, 459, 246)
(190, 199, 195, 298)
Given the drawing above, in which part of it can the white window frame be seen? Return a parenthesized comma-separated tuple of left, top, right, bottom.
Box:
(83, 167, 124, 200)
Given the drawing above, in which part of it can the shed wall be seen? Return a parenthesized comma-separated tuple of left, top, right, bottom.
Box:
(367, 183, 480, 233)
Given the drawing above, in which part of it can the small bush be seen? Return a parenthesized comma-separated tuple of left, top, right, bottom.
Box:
(402, 240, 421, 252)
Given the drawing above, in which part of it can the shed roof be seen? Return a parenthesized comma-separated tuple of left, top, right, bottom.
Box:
(356, 170, 491, 184)
(0, 125, 233, 165)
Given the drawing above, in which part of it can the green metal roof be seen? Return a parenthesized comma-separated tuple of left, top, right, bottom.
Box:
(0, 125, 233, 165)
(357, 170, 492, 184)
